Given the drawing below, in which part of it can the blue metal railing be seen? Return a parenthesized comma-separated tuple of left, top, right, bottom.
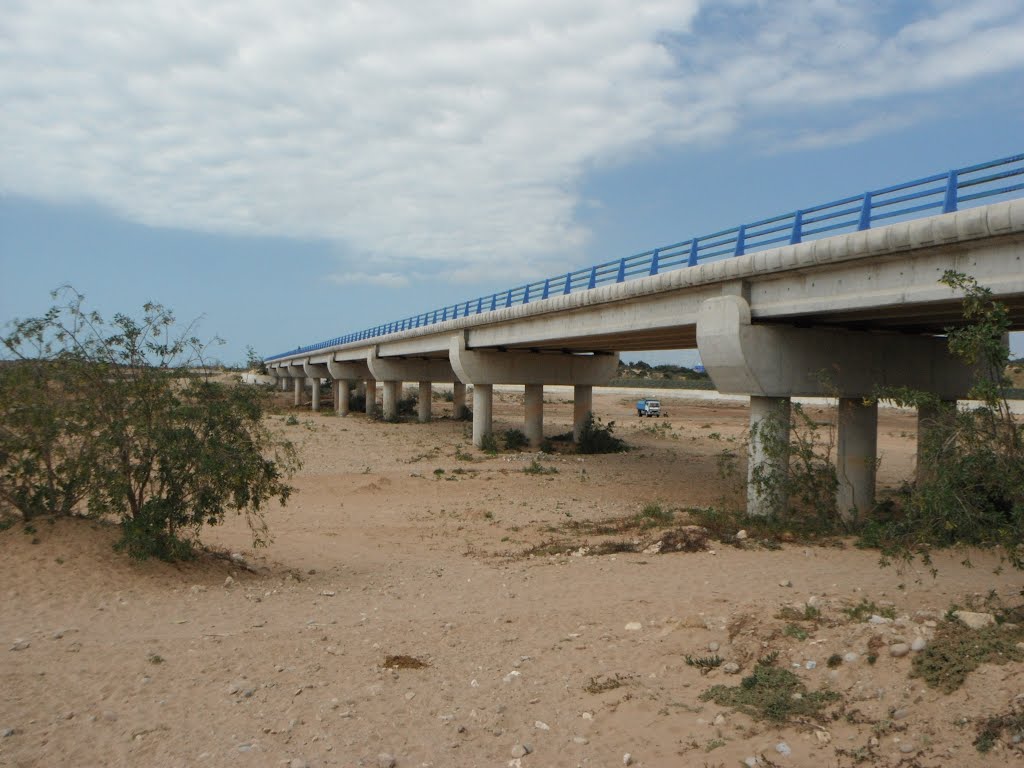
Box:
(266, 153, 1024, 361)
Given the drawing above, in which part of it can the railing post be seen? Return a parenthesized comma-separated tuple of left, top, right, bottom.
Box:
(490, 294, 497, 311)
(563, 272, 572, 295)
(541, 278, 550, 299)
(523, 285, 531, 304)
(476, 298, 483, 314)
(734, 225, 746, 257)
(649, 249, 660, 276)
(442, 307, 448, 321)
(615, 257, 626, 283)
(790, 210, 803, 244)
(943, 170, 958, 213)
(587, 266, 597, 289)
(505, 290, 513, 308)
(857, 192, 872, 231)
(687, 238, 699, 267)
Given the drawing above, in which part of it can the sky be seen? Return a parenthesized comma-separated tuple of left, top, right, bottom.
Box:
(2, 0, 1023, 368)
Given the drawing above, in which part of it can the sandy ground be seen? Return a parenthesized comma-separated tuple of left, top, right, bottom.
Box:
(2, 388, 1022, 768)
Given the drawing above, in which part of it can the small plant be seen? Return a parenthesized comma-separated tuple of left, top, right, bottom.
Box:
(285, 414, 300, 426)
(776, 605, 820, 622)
(454, 445, 473, 462)
(584, 673, 628, 694)
(576, 413, 627, 454)
(684, 654, 724, 674)
(637, 501, 674, 527)
(148, 653, 165, 665)
(974, 710, 1024, 753)
(699, 652, 839, 723)
(911, 619, 1024, 693)
(826, 653, 843, 669)
(523, 459, 558, 476)
(433, 468, 445, 478)
(842, 599, 895, 622)
(783, 624, 808, 641)
(382, 654, 430, 669)
(503, 429, 528, 451)
(479, 432, 499, 454)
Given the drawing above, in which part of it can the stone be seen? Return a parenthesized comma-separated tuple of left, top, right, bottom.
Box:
(624, 622, 642, 631)
(735, 530, 748, 540)
(510, 744, 529, 758)
(911, 636, 927, 652)
(814, 730, 831, 745)
(377, 753, 396, 768)
(572, 736, 588, 745)
(224, 576, 235, 588)
(708, 641, 720, 652)
(713, 713, 726, 726)
(290, 760, 309, 768)
(892, 707, 909, 720)
(900, 743, 915, 754)
(805, 660, 817, 670)
(807, 595, 824, 609)
(10, 639, 29, 651)
(889, 643, 910, 658)
(722, 662, 740, 674)
(868, 615, 892, 625)
(779, 580, 792, 587)
(2, 728, 14, 738)
(843, 652, 859, 663)
(534, 721, 549, 731)
(776, 742, 791, 756)
(953, 611, 996, 630)
(623, 754, 633, 766)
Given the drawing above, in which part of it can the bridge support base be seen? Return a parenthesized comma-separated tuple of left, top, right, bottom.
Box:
(472, 385, 493, 448)
(293, 378, 302, 407)
(310, 378, 320, 412)
(747, 396, 791, 517)
(837, 398, 877, 522)
(573, 385, 593, 443)
(336, 380, 351, 416)
(382, 381, 399, 420)
(453, 383, 467, 420)
(365, 380, 377, 416)
(418, 381, 432, 422)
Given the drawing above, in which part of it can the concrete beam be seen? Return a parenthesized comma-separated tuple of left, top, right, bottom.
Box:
(696, 295, 975, 398)
(449, 334, 618, 386)
(367, 350, 459, 383)
(327, 359, 371, 381)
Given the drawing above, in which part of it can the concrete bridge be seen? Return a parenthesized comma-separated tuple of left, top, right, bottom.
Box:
(265, 156, 1024, 520)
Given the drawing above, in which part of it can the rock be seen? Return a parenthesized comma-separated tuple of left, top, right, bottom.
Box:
(223, 576, 235, 588)
(779, 580, 793, 588)
(776, 742, 791, 756)
(503, 671, 521, 683)
(807, 595, 824, 610)
(290, 760, 309, 768)
(658, 525, 710, 552)
(805, 660, 817, 670)
(814, 730, 831, 745)
(623, 754, 633, 766)
(572, 736, 588, 745)
(743, 758, 760, 768)
(889, 643, 910, 658)
(510, 744, 530, 758)
(954, 611, 996, 630)
(708, 641, 720, 652)
(581, 712, 593, 720)
(2, 728, 14, 738)
(868, 615, 892, 625)
(735, 530, 748, 540)
(10, 639, 29, 651)
(911, 636, 927, 652)
(534, 721, 549, 731)
(713, 713, 726, 726)
(624, 622, 642, 631)
(843, 652, 859, 663)
(722, 662, 740, 674)
(892, 707, 909, 720)
(899, 743, 915, 754)
(377, 753, 396, 768)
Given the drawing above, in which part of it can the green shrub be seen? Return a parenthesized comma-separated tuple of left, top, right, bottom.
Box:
(576, 413, 627, 454)
(503, 429, 528, 451)
(479, 432, 499, 454)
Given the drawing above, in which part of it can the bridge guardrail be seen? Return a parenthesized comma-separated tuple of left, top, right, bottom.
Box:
(266, 153, 1024, 362)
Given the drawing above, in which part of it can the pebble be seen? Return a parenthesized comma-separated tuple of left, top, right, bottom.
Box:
(10, 639, 30, 652)
(581, 712, 593, 720)
(624, 622, 642, 631)
(503, 671, 521, 683)
(911, 636, 927, 651)
(708, 641, 720, 652)
(744, 758, 760, 768)
(2, 728, 14, 738)
(900, 743, 915, 754)
(805, 660, 817, 670)
(713, 713, 726, 726)
(572, 736, 588, 745)
(776, 742, 791, 756)
(893, 708, 909, 720)
(534, 721, 550, 731)
(224, 576, 234, 588)
(511, 744, 530, 758)
(377, 753, 396, 768)
(735, 530, 748, 540)
(779, 580, 792, 588)
(843, 652, 859, 663)
(807, 595, 824, 609)
(814, 730, 831, 745)
(889, 643, 910, 658)
(868, 615, 892, 624)
(289, 760, 309, 768)
(722, 662, 740, 674)
(623, 754, 633, 766)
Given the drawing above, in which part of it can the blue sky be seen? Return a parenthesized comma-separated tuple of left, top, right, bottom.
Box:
(2, 0, 1023, 367)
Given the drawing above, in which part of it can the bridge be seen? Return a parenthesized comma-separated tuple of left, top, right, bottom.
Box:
(265, 154, 1024, 520)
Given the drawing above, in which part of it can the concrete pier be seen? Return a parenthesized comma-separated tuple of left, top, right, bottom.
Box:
(472, 384, 493, 448)
(418, 381, 431, 423)
(573, 385, 593, 443)
(747, 396, 791, 517)
(837, 398, 878, 522)
(365, 379, 377, 416)
(524, 384, 543, 447)
(453, 383, 467, 420)
(382, 381, 399, 420)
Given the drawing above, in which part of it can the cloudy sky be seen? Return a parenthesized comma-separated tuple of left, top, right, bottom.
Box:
(2, 0, 1023, 364)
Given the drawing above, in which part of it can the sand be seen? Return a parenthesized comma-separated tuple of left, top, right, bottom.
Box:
(2, 388, 1021, 767)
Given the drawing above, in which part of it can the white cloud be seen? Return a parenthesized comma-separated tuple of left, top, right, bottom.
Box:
(1, 0, 1023, 276)
(326, 271, 411, 288)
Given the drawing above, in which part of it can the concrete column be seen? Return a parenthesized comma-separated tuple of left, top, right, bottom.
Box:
(310, 378, 320, 412)
(524, 384, 544, 448)
(472, 384, 493, 448)
(357, 381, 366, 399)
(383, 380, 399, 420)
(837, 398, 878, 522)
(572, 385, 593, 443)
(747, 396, 791, 517)
(418, 381, 432, 423)
(280, 378, 288, 392)
(453, 382, 467, 419)
(336, 380, 351, 416)
(365, 379, 377, 416)
(293, 377, 303, 407)
(916, 399, 955, 484)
